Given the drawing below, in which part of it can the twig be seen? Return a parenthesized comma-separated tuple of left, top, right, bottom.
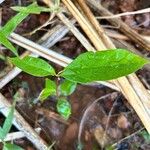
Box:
(75, 0, 115, 49)
(0, 93, 48, 150)
(0, 128, 41, 142)
(24, 13, 56, 36)
(97, 8, 150, 19)
(105, 29, 150, 43)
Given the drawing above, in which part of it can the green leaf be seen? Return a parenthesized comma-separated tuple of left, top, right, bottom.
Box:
(59, 79, 77, 96)
(3, 143, 23, 150)
(39, 79, 56, 101)
(0, 2, 39, 56)
(60, 49, 148, 83)
(10, 56, 56, 77)
(56, 99, 71, 120)
(0, 32, 18, 56)
(1, 2, 37, 37)
(0, 104, 15, 140)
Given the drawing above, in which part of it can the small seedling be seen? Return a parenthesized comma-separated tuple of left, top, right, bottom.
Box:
(38, 78, 76, 119)
(9, 49, 148, 119)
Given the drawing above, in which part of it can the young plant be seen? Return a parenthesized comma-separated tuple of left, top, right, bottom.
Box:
(38, 78, 76, 119)
(10, 49, 149, 119)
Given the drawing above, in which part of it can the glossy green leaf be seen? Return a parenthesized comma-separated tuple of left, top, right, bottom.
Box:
(56, 99, 71, 119)
(10, 56, 56, 77)
(39, 79, 56, 101)
(3, 143, 23, 150)
(59, 79, 77, 96)
(0, 103, 15, 140)
(60, 49, 148, 83)
(0, 32, 18, 56)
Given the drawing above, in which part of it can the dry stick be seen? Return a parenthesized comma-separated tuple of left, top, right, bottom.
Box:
(54, 14, 95, 51)
(105, 29, 150, 43)
(97, 7, 150, 19)
(9, 32, 72, 66)
(87, 0, 150, 51)
(0, 128, 41, 142)
(0, 93, 48, 150)
(61, 0, 150, 133)
(76, 0, 115, 50)
(66, 1, 104, 49)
